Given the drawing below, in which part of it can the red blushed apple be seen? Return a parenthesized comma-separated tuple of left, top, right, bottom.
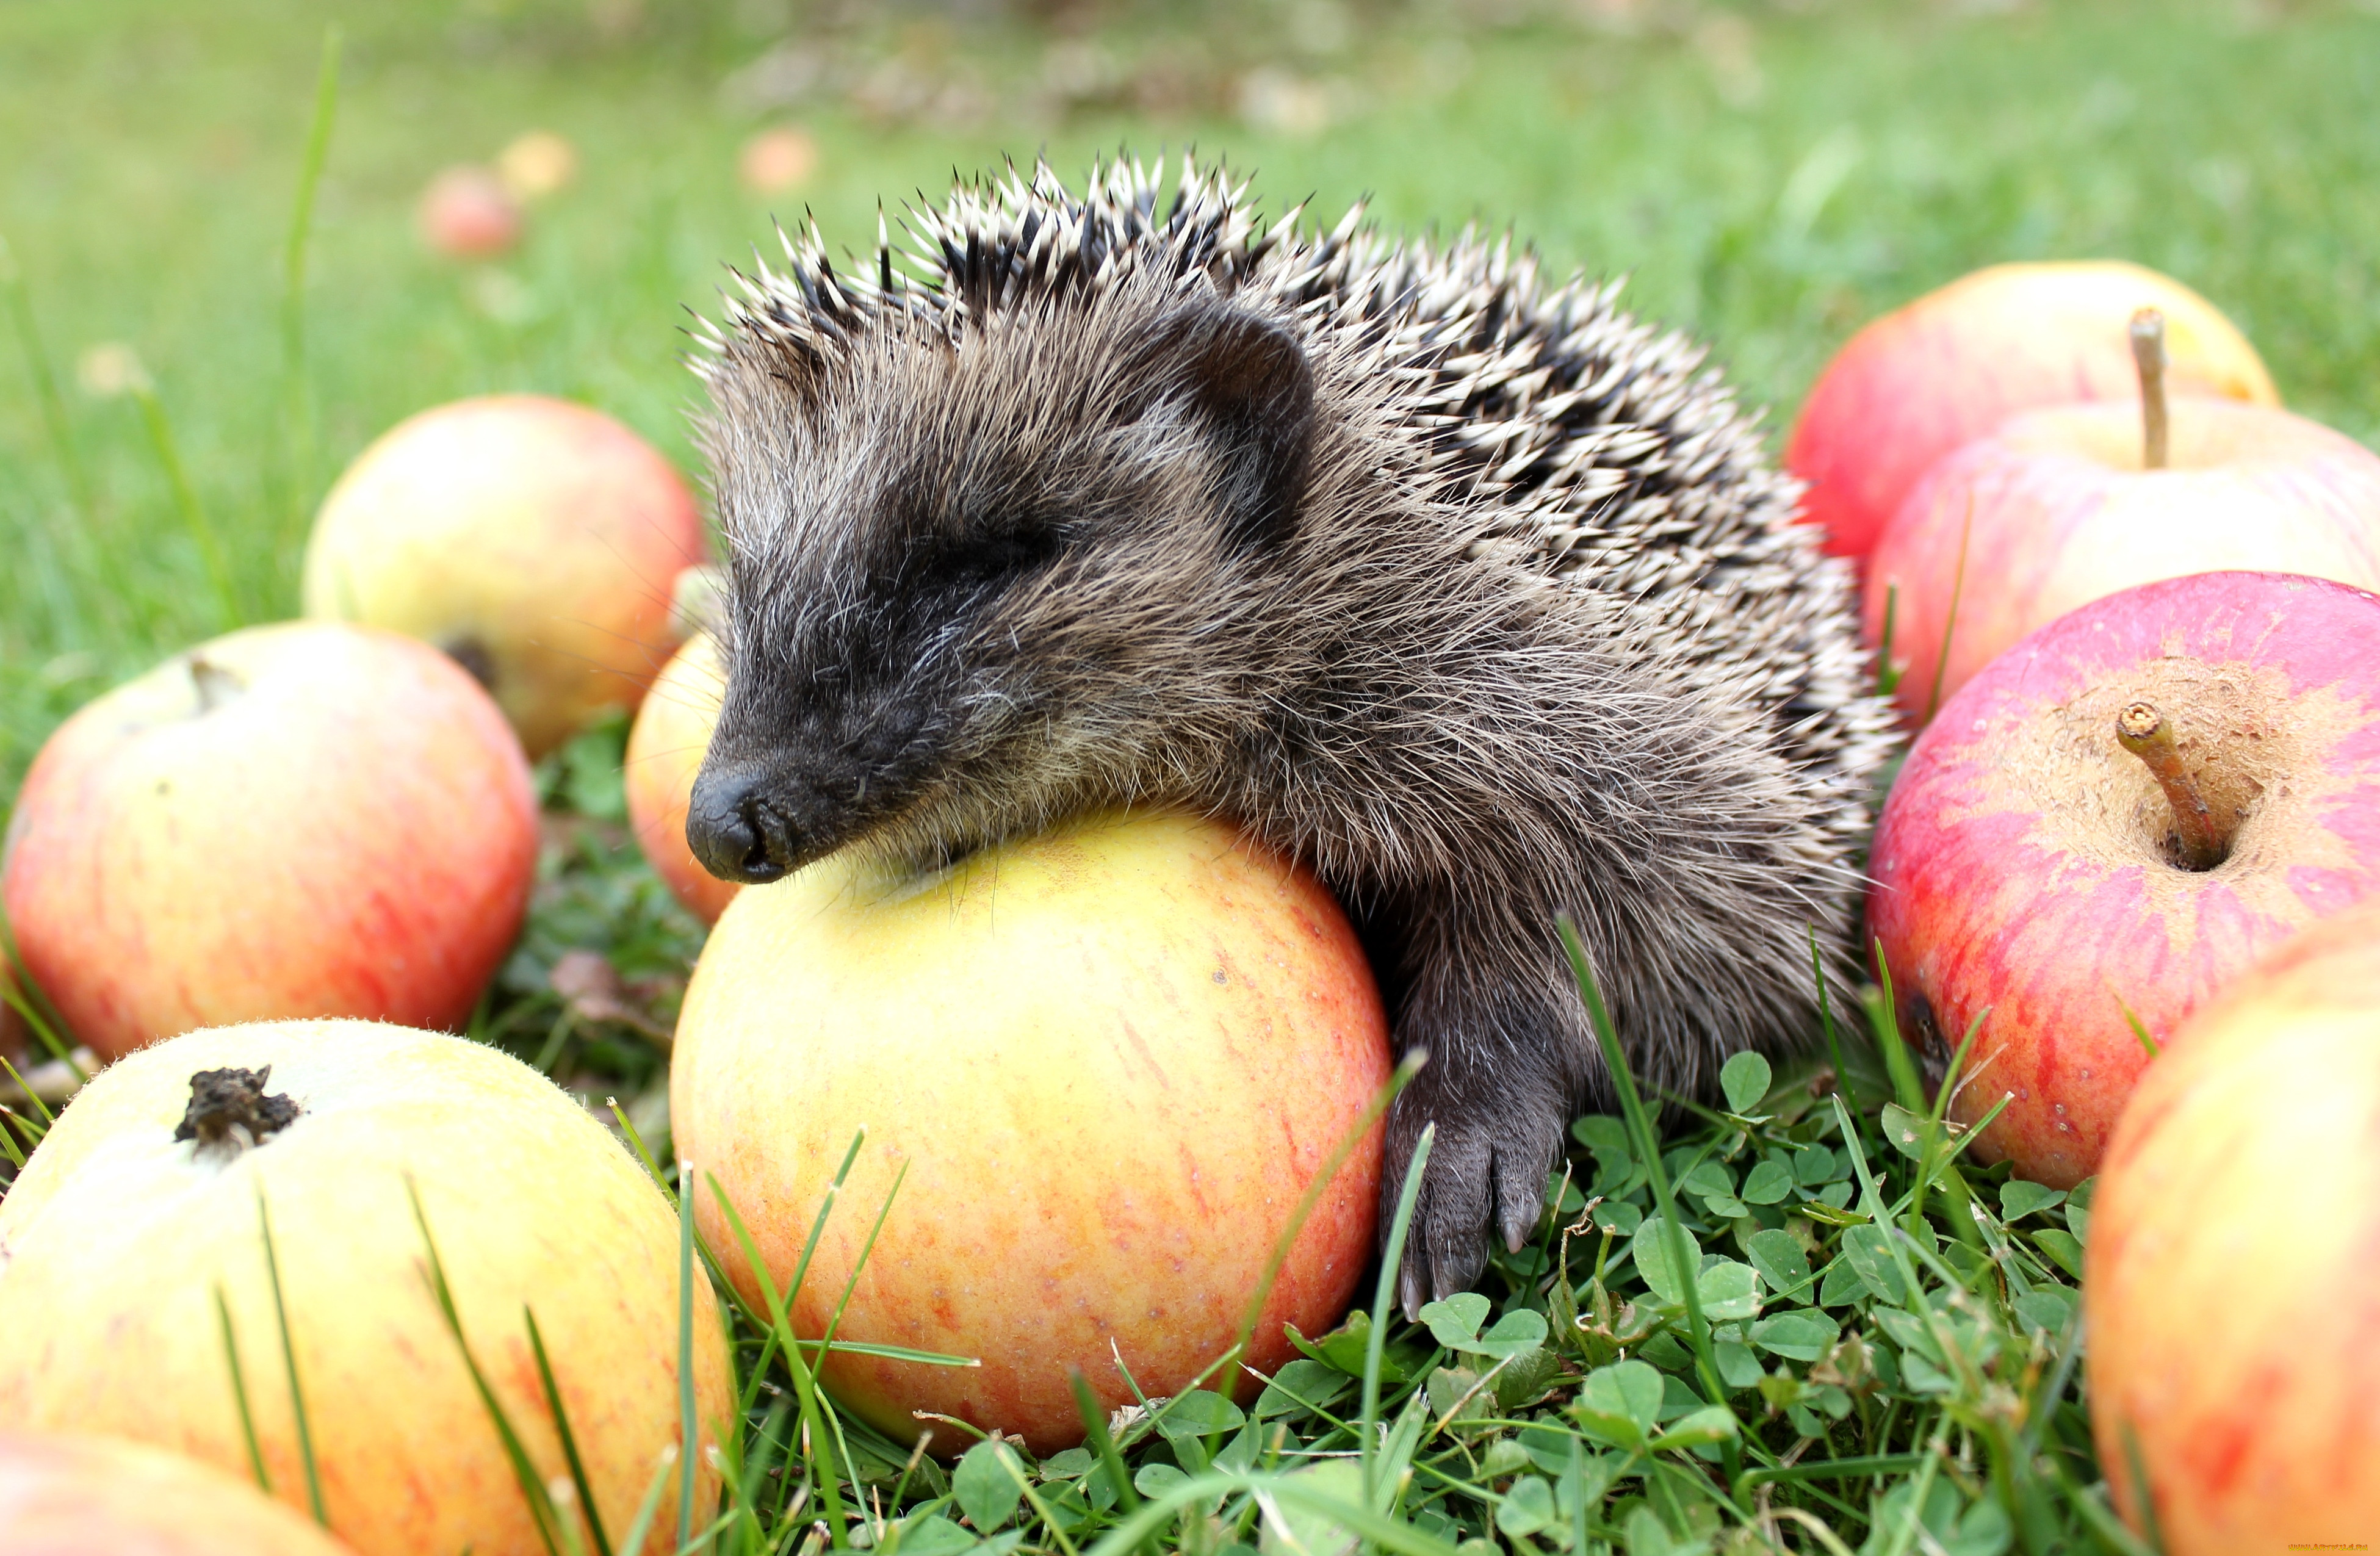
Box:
(0, 622, 538, 1061)
(1866, 395, 2380, 725)
(0, 1021, 730, 1556)
(0, 1431, 360, 1555)
(624, 632, 737, 924)
(673, 809, 1390, 1454)
(1786, 261, 2277, 561)
(302, 395, 708, 758)
(417, 165, 522, 259)
(1867, 571, 2380, 1188)
(2086, 899, 2380, 1551)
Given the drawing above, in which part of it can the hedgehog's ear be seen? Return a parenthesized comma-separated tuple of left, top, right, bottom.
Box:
(1133, 308, 1316, 550)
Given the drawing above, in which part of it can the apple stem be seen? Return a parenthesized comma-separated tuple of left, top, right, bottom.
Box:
(187, 654, 244, 714)
(2115, 702, 2226, 870)
(2129, 308, 2169, 470)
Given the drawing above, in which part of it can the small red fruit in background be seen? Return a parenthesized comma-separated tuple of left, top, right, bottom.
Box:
(1867, 570, 2380, 1187)
(624, 630, 737, 924)
(738, 126, 817, 194)
(1786, 259, 2277, 561)
(1, 622, 538, 1061)
(301, 394, 709, 759)
(416, 165, 522, 259)
(2086, 899, 2380, 1552)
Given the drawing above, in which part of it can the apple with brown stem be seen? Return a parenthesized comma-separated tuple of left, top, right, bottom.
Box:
(1786, 259, 2279, 562)
(1864, 308, 2380, 725)
(1867, 569, 2380, 1187)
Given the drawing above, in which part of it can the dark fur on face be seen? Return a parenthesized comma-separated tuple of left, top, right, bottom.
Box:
(690, 159, 1897, 1313)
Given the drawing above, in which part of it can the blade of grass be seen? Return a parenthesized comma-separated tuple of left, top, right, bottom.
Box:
(0, 1049, 56, 1128)
(278, 25, 340, 530)
(1361, 1118, 1432, 1505)
(1920, 495, 1972, 726)
(0, 910, 84, 1076)
(408, 1176, 570, 1556)
(1070, 1369, 1143, 1516)
(676, 1162, 699, 1555)
(0, 229, 95, 521)
(1810, 925, 1859, 1113)
(1867, 938, 1927, 1114)
(215, 1283, 275, 1496)
(256, 1188, 328, 1527)
(610, 1097, 674, 1194)
(128, 375, 242, 627)
(1557, 914, 1735, 1474)
(1874, 580, 1902, 698)
(529, 1306, 618, 1556)
(704, 1174, 853, 1548)
(618, 1447, 682, 1556)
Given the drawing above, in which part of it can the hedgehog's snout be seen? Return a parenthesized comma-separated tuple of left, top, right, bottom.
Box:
(687, 764, 800, 885)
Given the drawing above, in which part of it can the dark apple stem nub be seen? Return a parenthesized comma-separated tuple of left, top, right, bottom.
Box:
(2115, 701, 2225, 870)
(2130, 308, 2169, 470)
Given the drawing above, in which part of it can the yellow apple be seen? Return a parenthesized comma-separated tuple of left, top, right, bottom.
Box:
(624, 632, 737, 924)
(0, 1021, 732, 1556)
(2087, 899, 2380, 1550)
(0, 1430, 359, 1555)
(673, 809, 1390, 1453)
(302, 395, 709, 758)
(1, 622, 538, 1061)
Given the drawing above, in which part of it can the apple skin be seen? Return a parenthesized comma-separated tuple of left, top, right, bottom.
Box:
(1, 622, 538, 1062)
(417, 165, 522, 259)
(623, 632, 737, 924)
(673, 809, 1391, 1455)
(2086, 899, 2380, 1550)
(1866, 396, 2380, 724)
(1867, 571, 2380, 1187)
(0, 1021, 731, 1556)
(1785, 261, 2279, 561)
(301, 395, 708, 758)
(0, 1430, 361, 1555)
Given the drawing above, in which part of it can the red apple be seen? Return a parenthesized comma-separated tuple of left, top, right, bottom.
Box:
(0, 1020, 732, 1556)
(1, 622, 537, 1061)
(417, 165, 522, 259)
(738, 127, 817, 194)
(673, 809, 1390, 1453)
(624, 631, 737, 924)
(1866, 395, 2380, 724)
(1786, 261, 2278, 561)
(301, 395, 709, 758)
(2086, 899, 2380, 1551)
(0, 1430, 359, 1555)
(1867, 570, 2380, 1187)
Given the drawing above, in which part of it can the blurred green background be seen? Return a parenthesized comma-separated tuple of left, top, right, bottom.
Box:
(5, 0, 2378, 803)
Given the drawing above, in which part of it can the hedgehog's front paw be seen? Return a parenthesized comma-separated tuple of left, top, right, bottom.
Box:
(1381, 1061, 1567, 1319)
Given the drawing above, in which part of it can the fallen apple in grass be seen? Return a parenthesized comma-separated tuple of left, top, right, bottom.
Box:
(1867, 570, 2380, 1187)
(0, 1021, 731, 1556)
(2086, 899, 2380, 1552)
(301, 394, 709, 758)
(1866, 311, 2380, 724)
(417, 165, 522, 260)
(1, 622, 538, 1061)
(1785, 260, 2277, 562)
(672, 809, 1391, 1453)
(624, 631, 737, 924)
(0, 1430, 359, 1556)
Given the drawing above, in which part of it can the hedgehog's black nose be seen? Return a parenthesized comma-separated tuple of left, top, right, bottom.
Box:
(687, 766, 798, 885)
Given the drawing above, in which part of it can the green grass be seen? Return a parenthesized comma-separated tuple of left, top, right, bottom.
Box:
(9, 0, 2380, 1548)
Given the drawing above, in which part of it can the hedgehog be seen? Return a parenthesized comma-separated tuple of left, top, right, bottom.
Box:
(684, 156, 1898, 1313)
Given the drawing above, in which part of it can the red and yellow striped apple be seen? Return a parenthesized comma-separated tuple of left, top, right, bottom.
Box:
(673, 809, 1390, 1453)
(1, 622, 537, 1061)
(0, 1021, 730, 1556)
(302, 395, 707, 758)
(1786, 261, 2277, 561)
(1866, 395, 2380, 724)
(1868, 571, 2380, 1187)
(2088, 899, 2380, 1551)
